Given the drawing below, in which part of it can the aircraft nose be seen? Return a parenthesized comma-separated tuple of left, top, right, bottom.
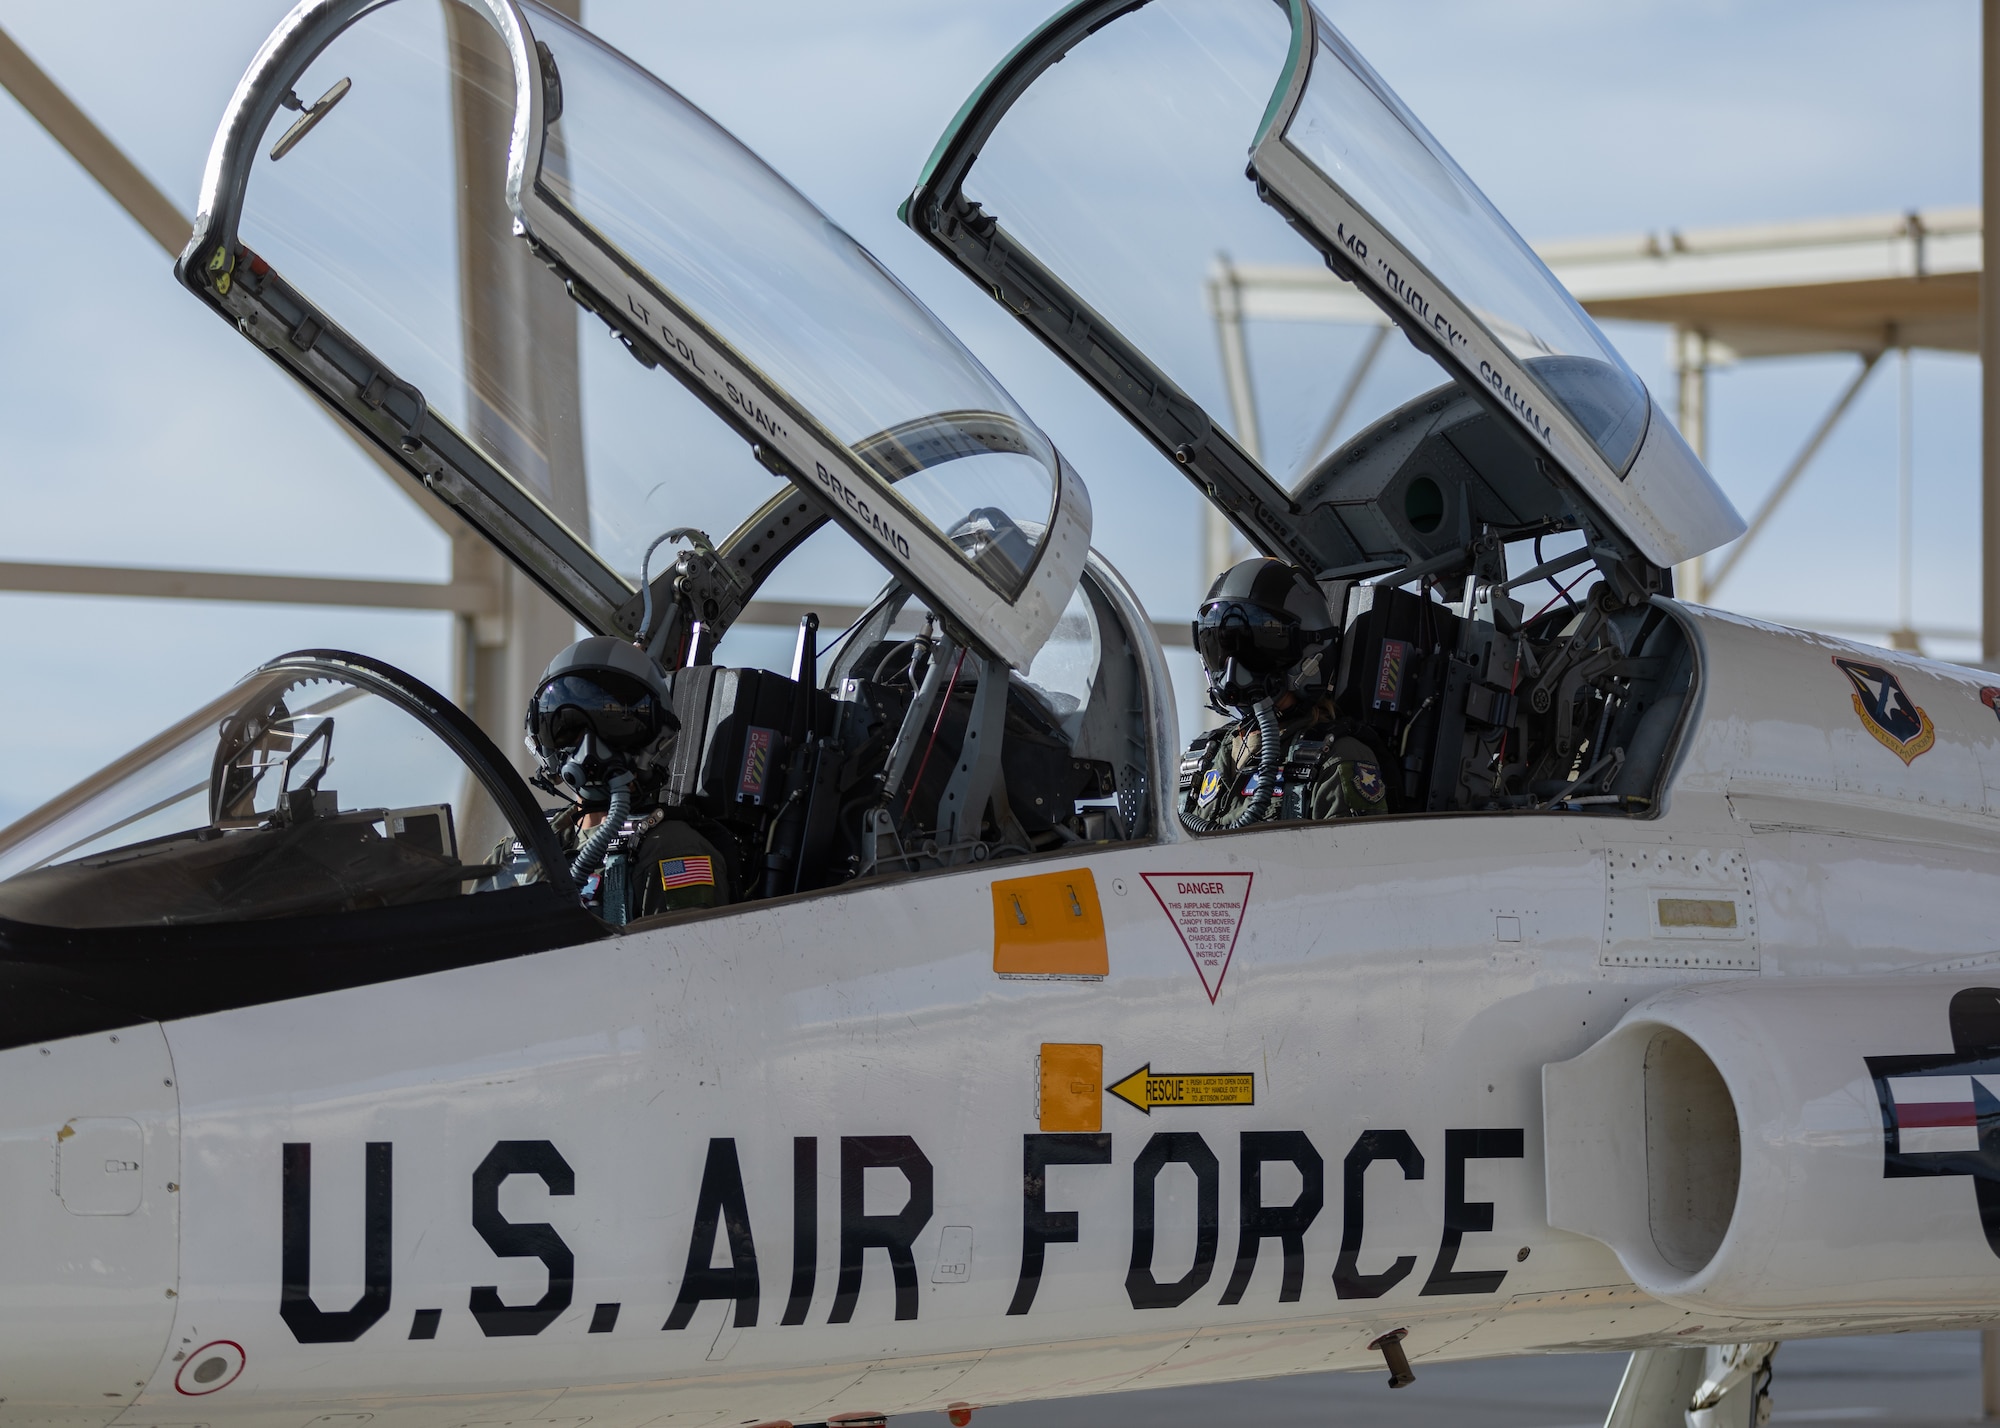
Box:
(0, 1024, 178, 1421)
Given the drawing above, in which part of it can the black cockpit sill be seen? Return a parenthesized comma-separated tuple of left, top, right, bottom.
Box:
(0, 884, 604, 1050)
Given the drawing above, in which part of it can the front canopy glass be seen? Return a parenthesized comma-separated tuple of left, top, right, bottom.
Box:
(192, 0, 1086, 670)
(528, 4, 1059, 592)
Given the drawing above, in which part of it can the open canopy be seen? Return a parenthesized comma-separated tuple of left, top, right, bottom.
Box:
(903, 0, 1744, 581)
(178, 0, 1090, 670)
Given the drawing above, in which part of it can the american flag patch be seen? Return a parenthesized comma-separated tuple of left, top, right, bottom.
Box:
(1885, 1074, 1997, 1154)
(659, 856, 715, 891)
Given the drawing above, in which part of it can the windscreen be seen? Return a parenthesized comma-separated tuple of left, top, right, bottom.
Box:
(0, 665, 543, 928)
(525, 3, 1060, 595)
(1280, 16, 1650, 472)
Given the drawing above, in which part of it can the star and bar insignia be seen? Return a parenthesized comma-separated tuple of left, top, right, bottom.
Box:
(1866, 986, 2000, 1258)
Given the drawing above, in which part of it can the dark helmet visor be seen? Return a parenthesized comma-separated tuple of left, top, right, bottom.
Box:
(1195, 599, 1303, 677)
(532, 670, 667, 755)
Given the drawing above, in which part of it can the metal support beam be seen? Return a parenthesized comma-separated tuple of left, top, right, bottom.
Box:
(1298, 321, 1392, 480)
(1891, 345, 1921, 652)
(445, 0, 588, 823)
(0, 22, 184, 252)
(0, 20, 467, 540)
(1983, 1326, 2000, 1420)
(0, 571, 1200, 652)
(1674, 328, 1711, 602)
(0, 560, 497, 613)
(1704, 350, 1883, 600)
(1209, 258, 1265, 466)
(1985, 0, 2000, 662)
(1220, 212, 1984, 360)
(1206, 258, 1262, 597)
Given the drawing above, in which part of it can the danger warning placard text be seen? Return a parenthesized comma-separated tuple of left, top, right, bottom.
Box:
(1141, 872, 1253, 1002)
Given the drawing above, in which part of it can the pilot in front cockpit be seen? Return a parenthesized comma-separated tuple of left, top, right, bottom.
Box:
(1179, 558, 1390, 832)
(519, 637, 735, 923)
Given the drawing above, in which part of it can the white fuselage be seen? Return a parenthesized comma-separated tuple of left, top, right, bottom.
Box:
(10, 604, 2000, 1428)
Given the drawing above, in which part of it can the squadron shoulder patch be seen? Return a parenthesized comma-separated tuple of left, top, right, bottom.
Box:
(1197, 768, 1222, 806)
(1834, 657, 1935, 765)
(1353, 760, 1386, 804)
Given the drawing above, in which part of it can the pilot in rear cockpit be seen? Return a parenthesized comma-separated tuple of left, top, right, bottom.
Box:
(516, 637, 735, 923)
(1179, 558, 1390, 833)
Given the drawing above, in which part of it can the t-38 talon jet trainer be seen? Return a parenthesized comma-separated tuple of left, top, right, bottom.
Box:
(4, 4, 1999, 1428)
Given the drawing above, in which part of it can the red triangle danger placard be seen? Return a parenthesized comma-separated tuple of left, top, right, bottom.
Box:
(1142, 872, 1253, 1003)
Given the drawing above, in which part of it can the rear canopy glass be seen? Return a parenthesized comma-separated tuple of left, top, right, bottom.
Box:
(960, 0, 1304, 458)
(1279, 22, 1649, 472)
(530, 4, 1060, 593)
(903, 0, 1745, 577)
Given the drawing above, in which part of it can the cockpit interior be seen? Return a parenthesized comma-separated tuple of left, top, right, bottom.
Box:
(0, 0, 1742, 996)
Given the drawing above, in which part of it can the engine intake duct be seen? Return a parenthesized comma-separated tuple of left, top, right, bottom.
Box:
(1544, 978, 2000, 1321)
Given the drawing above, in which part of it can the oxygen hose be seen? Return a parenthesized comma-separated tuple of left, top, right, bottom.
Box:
(569, 775, 632, 887)
(1181, 696, 1281, 834)
(1226, 697, 1282, 829)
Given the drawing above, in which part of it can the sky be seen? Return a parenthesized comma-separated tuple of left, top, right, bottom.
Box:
(0, 0, 1983, 825)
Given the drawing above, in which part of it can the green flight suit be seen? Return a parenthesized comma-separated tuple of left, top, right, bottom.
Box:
(626, 816, 733, 917)
(1178, 711, 1390, 831)
(494, 808, 735, 921)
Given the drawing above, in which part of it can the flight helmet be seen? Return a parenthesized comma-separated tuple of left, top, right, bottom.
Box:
(526, 637, 678, 798)
(1194, 558, 1337, 711)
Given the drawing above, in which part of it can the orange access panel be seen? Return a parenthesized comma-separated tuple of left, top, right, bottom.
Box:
(1039, 1043, 1103, 1132)
(992, 868, 1108, 979)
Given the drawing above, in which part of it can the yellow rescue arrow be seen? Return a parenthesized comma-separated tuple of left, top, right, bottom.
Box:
(1106, 1063, 1255, 1114)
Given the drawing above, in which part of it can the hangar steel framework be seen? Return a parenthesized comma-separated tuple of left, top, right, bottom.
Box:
(1205, 206, 1983, 652)
(2, 4, 1999, 769)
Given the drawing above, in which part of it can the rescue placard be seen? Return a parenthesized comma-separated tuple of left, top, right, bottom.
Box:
(1106, 1063, 1254, 1113)
(993, 869, 1108, 979)
(1141, 872, 1252, 1002)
